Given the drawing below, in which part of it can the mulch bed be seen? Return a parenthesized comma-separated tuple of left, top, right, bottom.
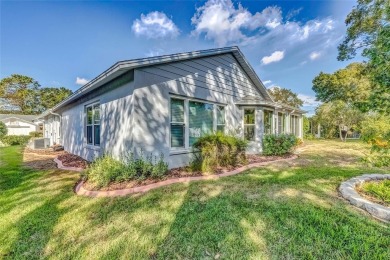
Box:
(24, 147, 65, 156)
(84, 153, 296, 191)
(57, 153, 89, 169)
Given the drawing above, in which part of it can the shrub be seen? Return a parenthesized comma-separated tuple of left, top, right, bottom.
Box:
(262, 134, 298, 156)
(0, 135, 31, 146)
(361, 153, 390, 167)
(29, 131, 43, 138)
(86, 154, 124, 188)
(304, 133, 315, 140)
(86, 150, 169, 187)
(0, 121, 7, 138)
(191, 132, 247, 173)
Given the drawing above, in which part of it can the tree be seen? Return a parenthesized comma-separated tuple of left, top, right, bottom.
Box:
(39, 87, 72, 111)
(313, 101, 365, 141)
(0, 74, 40, 114)
(0, 74, 72, 114)
(338, 0, 390, 113)
(0, 121, 7, 138)
(312, 63, 373, 110)
(268, 87, 303, 108)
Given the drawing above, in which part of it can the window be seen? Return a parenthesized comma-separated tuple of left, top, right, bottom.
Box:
(189, 101, 214, 146)
(85, 103, 100, 146)
(216, 106, 225, 133)
(290, 115, 300, 136)
(277, 112, 285, 134)
(170, 97, 227, 149)
(263, 110, 273, 134)
(244, 109, 255, 141)
(170, 99, 185, 148)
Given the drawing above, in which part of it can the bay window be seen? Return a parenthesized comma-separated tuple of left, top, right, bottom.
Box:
(85, 103, 100, 146)
(277, 112, 285, 134)
(263, 110, 273, 134)
(244, 109, 255, 141)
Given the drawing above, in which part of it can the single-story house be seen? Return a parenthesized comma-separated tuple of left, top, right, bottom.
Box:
(0, 114, 42, 136)
(38, 46, 305, 168)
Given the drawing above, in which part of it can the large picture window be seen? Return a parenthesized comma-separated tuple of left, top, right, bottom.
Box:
(169, 97, 226, 149)
(244, 109, 255, 141)
(264, 110, 273, 134)
(170, 99, 185, 148)
(86, 103, 100, 146)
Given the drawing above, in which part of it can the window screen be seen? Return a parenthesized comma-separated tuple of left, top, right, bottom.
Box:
(217, 106, 225, 133)
(264, 110, 273, 134)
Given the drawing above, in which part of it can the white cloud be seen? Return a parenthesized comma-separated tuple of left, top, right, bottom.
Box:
(262, 80, 272, 85)
(132, 11, 179, 39)
(298, 94, 322, 106)
(309, 51, 322, 60)
(191, 0, 282, 46)
(76, 77, 89, 85)
(261, 50, 285, 65)
(190, 0, 338, 49)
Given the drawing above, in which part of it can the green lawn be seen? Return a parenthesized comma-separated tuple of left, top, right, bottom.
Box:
(0, 141, 389, 259)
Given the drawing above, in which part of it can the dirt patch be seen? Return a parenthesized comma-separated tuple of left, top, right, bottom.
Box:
(57, 153, 89, 169)
(23, 148, 63, 170)
(84, 153, 296, 191)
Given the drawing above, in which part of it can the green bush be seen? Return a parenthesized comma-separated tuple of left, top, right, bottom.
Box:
(86, 151, 169, 187)
(0, 121, 7, 138)
(262, 134, 298, 156)
(361, 153, 390, 167)
(29, 131, 43, 138)
(191, 132, 247, 173)
(86, 154, 124, 188)
(0, 135, 31, 146)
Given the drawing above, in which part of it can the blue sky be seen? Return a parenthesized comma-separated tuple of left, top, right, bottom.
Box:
(0, 0, 361, 114)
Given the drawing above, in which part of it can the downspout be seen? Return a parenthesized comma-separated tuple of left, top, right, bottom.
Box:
(49, 110, 62, 145)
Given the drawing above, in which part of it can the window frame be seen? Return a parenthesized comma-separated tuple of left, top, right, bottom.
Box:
(85, 101, 101, 147)
(243, 108, 256, 141)
(277, 112, 286, 135)
(169, 95, 226, 151)
(216, 105, 226, 133)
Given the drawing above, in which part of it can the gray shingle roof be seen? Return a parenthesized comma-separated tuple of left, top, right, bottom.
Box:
(0, 114, 37, 122)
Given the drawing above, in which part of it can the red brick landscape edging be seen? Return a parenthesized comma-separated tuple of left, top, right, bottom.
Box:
(54, 157, 84, 172)
(73, 155, 298, 198)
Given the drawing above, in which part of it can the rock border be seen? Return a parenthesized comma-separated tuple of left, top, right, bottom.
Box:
(54, 157, 84, 172)
(339, 174, 390, 222)
(74, 155, 298, 198)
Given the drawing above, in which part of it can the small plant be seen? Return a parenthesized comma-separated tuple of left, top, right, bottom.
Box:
(151, 154, 169, 178)
(86, 154, 124, 188)
(0, 135, 31, 146)
(0, 121, 7, 138)
(262, 134, 298, 156)
(359, 180, 390, 206)
(191, 132, 247, 173)
(29, 131, 43, 138)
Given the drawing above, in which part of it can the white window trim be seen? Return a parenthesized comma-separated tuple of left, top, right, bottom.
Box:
(263, 108, 274, 135)
(85, 101, 100, 147)
(169, 96, 226, 152)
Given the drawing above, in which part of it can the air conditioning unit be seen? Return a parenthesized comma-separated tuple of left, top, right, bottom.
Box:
(30, 138, 51, 149)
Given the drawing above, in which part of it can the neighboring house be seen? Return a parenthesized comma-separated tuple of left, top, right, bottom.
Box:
(0, 114, 42, 136)
(38, 47, 305, 168)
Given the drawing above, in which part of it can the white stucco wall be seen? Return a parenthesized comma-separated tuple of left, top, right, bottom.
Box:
(3, 118, 38, 136)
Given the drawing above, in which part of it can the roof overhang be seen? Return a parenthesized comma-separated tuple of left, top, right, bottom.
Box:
(37, 46, 274, 119)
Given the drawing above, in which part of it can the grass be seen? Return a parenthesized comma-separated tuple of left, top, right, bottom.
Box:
(0, 140, 389, 259)
(360, 180, 390, 206)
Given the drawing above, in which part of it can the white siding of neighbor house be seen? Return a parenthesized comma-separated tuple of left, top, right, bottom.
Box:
(4, 118, 38, 136)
